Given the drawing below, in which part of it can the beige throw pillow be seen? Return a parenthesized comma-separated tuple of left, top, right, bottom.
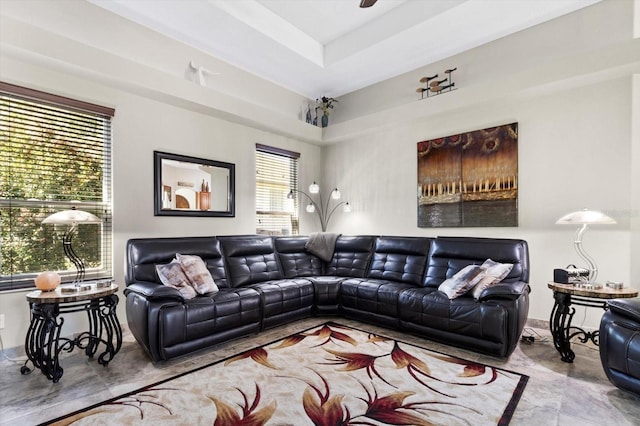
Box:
(156, 260, 197, 300)
(176, 253, 219, 295)
(438, 264, 486, 300)
(470, 258, 514, 300)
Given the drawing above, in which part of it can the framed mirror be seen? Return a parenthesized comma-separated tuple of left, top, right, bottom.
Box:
(154, 151, 235, 217)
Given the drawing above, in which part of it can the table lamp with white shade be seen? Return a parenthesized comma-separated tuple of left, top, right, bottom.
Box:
(42, 207, 102, 292)
(555, 208, 616, 285)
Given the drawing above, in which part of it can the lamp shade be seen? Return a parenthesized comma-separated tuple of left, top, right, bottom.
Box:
(555, 209, 616, 225)
(42, 208, 101, 225)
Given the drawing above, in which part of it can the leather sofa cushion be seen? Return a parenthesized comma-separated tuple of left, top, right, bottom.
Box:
(159, 287, 262, 348)
(220, 237, 283, 287)
(310, 276, 343, 308)
(340, 278, 415, 318)
(126, 237, 229, 287)
(423, 237, 528, 288)
(608, 299, 640, 323)
(249, 279, 315, 318)
(398, 287, 507, 343)
(367, 236, 431, 286)
(275, 237, 323, 278)
(600, 298, 640, 392)
(602, 321, 640, 379)
(326, 236, 374, 277)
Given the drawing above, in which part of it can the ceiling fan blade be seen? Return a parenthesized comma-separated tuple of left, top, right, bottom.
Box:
(360, 0, 378, 8)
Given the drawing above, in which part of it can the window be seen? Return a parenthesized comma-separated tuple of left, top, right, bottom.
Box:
(0, 82, 114, 290)
(255, 144, 299, 235)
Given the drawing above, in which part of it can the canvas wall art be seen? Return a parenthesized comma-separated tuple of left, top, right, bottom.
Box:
(417, 123, 518, 227)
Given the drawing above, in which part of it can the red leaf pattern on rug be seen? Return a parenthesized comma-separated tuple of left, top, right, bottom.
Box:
(47, 323, 528, 425)
(305, 324, 358, 347)
(211, 384, 277, 426)
(358, 387, 436, 426)
(224, 347, 278, 369)
(271, 333, 307, 349)
(301, 372, 349, 426)
(428, 352, 500, 384)
(323, 348, 393, 387)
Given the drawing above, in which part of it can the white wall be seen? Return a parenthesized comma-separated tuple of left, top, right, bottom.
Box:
(0, 59, 321, 349)
(325, 77, 633, 329)
(0, 0, 637, 350)
(632, 74, 640, 288)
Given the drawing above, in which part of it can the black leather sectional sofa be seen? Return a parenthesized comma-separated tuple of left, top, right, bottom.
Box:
(124, 235, 530, 362)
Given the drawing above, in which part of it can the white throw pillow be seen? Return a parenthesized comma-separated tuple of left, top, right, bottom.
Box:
(176, 253, 219, 295)
(156, 260, 197, 300)
(470, 258, 514, 300)
(438, 264, 486, 300)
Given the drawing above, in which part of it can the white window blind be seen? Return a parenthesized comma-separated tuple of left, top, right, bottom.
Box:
(256, 144, 299, 235)
(0, 82, 114, 290)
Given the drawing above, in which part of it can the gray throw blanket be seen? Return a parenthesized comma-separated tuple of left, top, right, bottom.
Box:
(305, 232, 340, 262)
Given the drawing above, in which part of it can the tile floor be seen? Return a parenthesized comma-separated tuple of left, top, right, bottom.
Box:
(1, 317, 638, 425)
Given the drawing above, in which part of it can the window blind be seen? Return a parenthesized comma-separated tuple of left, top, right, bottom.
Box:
(0, 82, 114, 290)
(255, 144, 300, 236)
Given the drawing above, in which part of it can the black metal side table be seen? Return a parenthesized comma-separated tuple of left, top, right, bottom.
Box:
(548, 282, 637, 363)
(21, 284, 122, 382)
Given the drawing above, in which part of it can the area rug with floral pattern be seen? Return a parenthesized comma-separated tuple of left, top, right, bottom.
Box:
(46, 322, 528, 425)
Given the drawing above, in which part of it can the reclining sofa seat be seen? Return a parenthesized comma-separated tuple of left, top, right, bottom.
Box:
(599, 298, 640, 395)
(399, 237, 530, 357)
(124, 234, 530, 362)
(218, 236, 315, 330)
(339, 236, 431, 329)
(124, 237, 262, 362)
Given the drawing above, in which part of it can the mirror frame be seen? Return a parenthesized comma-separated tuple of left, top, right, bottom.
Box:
(154, 151, 235, 217)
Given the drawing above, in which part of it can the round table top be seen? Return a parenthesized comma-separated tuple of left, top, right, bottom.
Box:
(548, 282, 638, 299)
(26, 283, 119, 304)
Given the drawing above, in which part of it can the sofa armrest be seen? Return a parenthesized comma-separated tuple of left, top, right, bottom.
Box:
(478, 281, 530, 301)
(608, 298, 640, 323)
(124, 281, 184, 302)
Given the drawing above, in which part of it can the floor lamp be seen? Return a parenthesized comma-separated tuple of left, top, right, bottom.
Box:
(287, 181, 351, 232)
(42, 207, 102, 293)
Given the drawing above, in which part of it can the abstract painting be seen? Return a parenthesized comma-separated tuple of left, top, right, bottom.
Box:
(417, 123, 518, 227)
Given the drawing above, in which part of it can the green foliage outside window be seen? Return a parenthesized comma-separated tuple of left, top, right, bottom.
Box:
(0, 93, 111, 284)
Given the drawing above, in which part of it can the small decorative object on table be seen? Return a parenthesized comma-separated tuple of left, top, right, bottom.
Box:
(605, 280, 624, 289)
(34, 271, 61, 291)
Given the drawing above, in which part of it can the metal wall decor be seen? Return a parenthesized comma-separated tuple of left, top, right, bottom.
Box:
(416, 68, 457, 99)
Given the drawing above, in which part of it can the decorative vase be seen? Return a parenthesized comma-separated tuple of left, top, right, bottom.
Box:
(305, 106, 312, 123)
(35, 271, 61, 291)
(321, 113, 329, 128)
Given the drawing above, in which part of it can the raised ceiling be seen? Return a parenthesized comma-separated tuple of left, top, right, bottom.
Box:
(90, 0, 601, 99)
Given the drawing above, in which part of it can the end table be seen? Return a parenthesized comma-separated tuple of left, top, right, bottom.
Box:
(21, 283, 122, 382)
(548, 282, 637, 363)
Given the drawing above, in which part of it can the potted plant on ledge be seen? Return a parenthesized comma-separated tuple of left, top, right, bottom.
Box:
(315, 96, 338, 128)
